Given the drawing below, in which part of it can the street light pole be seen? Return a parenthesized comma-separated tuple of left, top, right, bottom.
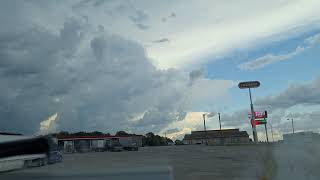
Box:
(203, 114, 208, 145)
(270, 123, 274, 142)
(291, 118, 295, 134)
(218, 113, 221, 130)
(264, 123, 269, 143)
(287, 118, 295, 134)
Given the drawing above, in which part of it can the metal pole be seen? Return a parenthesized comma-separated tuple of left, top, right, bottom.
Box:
(165, 132, 167, 145)
(218, 113, 221, 130)
(203, 114, 208, 145)
(249, 88, 258, 143)
(291, 118, 295, 134)
(270, 124, 274, 142)
(264, 123, 269, 143)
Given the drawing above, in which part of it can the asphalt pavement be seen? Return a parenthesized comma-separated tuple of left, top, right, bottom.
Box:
(1, 144, 319, 180)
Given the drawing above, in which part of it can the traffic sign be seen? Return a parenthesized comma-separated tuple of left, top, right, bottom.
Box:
(238, 81, 260, 89)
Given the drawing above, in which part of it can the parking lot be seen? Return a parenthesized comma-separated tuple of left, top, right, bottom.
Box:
(1, 144, 319, 180)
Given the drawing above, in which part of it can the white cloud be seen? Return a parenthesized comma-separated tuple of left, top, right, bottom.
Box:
(2, 1, 320, 136)
(39, 113, 59, 135)
(9, 0, 320, 69)
(142, 0, 320, 69)
(238, 46, 305, 70)
(160, 112, 206, 140)
(238, 31, 320, 71)
(305, 33, 320, 45)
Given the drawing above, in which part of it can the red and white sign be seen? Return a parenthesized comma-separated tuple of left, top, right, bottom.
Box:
(248, 111, 266, 119)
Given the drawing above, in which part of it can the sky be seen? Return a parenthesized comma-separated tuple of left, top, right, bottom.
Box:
(1, 0, 320, 141)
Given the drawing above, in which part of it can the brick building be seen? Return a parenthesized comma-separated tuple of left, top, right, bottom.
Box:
(183, 129, 250, 145)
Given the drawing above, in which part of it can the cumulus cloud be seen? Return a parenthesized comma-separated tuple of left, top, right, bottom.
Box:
(0, 2, 234, 135)
(255, 78, 320, 109)
(254, 79, 320, 133)
(39, 113, 59, 135)
(30, 0, 320, 69)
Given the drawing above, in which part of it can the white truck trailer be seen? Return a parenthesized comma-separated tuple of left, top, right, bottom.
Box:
(0, 135, 62, 172)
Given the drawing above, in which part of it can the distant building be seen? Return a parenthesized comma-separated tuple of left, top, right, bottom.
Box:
(183, 129, 250, 145)
(57, 135, 143, 153)
(283, 132, 320, 144)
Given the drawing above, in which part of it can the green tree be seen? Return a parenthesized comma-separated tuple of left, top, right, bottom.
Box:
(116, 131, 129, 136)
(143, 132, 173, 146)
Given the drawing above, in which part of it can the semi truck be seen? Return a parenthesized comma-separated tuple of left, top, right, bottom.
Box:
(0, 135, 62, 172)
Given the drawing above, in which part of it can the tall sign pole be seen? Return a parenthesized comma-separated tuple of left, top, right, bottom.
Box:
(239, 81, 260, 143)
(264, 123, 269, 143)
(249, 88, 258, 143)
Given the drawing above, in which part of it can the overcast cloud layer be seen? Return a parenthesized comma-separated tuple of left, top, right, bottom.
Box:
(0, 1, 235, 135)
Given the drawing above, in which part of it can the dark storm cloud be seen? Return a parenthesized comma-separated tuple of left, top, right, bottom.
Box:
(0, 1, 234, 135)
(0, 20, 176, 134)
(0, 19, 227, 135)
(189, 69, 204, 82)
(0, 17, 85, 134)
(255, 78, 320, 109)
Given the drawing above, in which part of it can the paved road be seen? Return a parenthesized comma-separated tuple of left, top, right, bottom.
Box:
(1, 144, 319, 180)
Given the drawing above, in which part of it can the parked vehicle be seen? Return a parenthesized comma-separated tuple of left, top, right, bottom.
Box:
(119, 137, 139, 151)
(0, 135, 62, 172)
(107, 139, 123, 152)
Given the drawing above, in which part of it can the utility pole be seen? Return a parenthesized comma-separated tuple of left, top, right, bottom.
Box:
(164, 132, 167, 145)
(287, 118, 295, 134)
(203, 114, 208, 145)
(264, 123, 269, 143)
(270, 124, 274, 142)
(218, 113, 222, 130)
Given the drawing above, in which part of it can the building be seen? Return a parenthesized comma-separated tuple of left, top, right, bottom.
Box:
(283, 132, 320, 145)
(57, 135, 143, 153)
(183, 129, 250, 145)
